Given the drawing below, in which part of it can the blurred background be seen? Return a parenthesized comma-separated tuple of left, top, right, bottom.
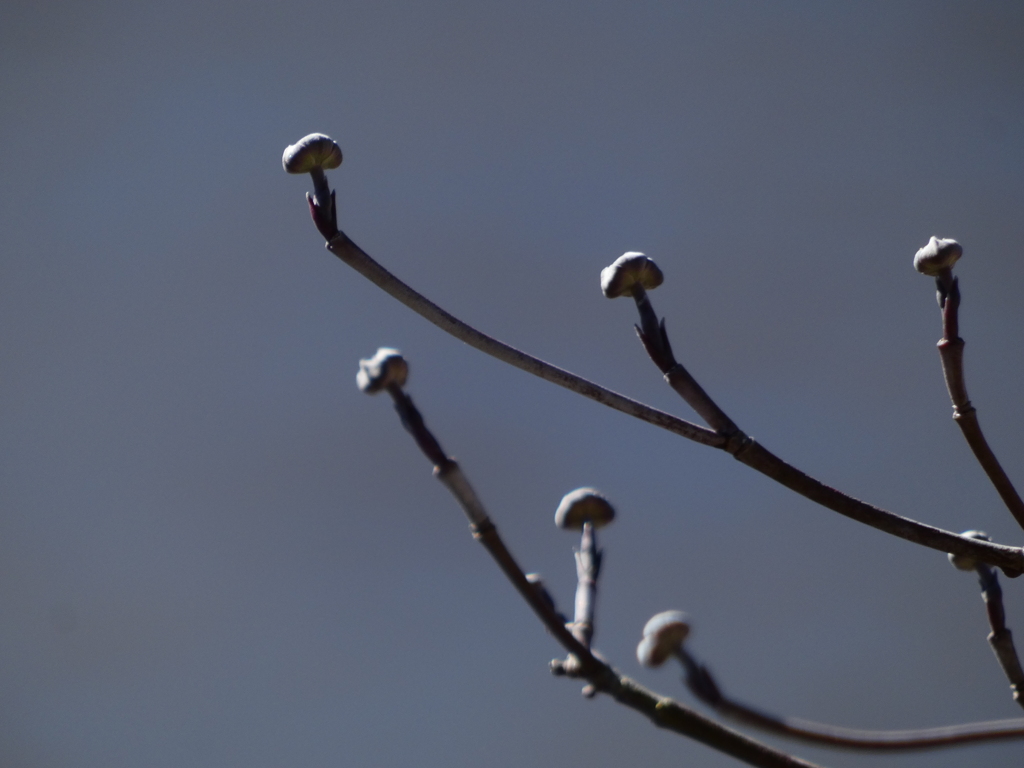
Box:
(2, 1, 1023, 766)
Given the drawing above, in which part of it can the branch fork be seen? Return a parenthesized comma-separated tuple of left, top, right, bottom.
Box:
(356, 347, 823, 767)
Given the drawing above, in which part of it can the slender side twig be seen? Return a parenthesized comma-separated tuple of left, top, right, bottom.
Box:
(950, 531, 1024, 708)
(286, 159, 1024, 574)
(572, 522, 600, 649)
(935, 273, 1024, 531)
(911, 238, 1024, 530)
(974, 563, 1024, 709)
(359, 351, 824, 768)
(675, 646, 1024, 750)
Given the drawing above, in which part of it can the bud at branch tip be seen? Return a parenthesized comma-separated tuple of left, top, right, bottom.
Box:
(357, 347, 409, 394)
(282, 133, 342, 175)
(913, 236, 962, 277)
(555, 488, 616, 530)
(637, 610, 691, 667)
(601, 252, 664, 299)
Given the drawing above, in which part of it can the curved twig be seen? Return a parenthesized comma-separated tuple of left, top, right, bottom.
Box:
(319, 230, 1024, 576)
(676, 647, 1024, 750)
(935, 277, 1024, 531)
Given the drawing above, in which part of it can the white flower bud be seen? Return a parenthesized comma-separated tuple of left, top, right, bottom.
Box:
(600, 252, 664, 298)
(913, 237, 962, 276)
(356, 348, 408, 394)
(282, 133, 343, 174)
(554, 488, 616, 530)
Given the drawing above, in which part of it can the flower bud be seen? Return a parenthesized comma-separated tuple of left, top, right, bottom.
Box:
(913, 237, 962, 276)
(356, 348, 408, 394)
(636, 610, 691, 667)
(600, 252, 664, 298)
(282, 133, 343, 174)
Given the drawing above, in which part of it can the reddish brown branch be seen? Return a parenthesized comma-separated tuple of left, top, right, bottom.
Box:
(935, 278, 1024, 531)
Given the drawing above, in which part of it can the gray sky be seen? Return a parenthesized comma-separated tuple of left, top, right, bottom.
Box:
(2, 2, 1024, 766)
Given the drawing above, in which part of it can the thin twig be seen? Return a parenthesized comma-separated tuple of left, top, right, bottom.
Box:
(975, 563, 1024, 709)
(630, 285, 740, 435)
(675, 647, 1024, 750)
(934, 276, 1024, 531)
(377, 378, 824, 768)
(571, 522, 601, 649)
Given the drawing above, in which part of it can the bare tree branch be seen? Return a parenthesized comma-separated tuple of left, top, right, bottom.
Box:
(363, 357, 826, 768)
(934, 273, 1024, 531)
(597, 268, 1024, 576)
